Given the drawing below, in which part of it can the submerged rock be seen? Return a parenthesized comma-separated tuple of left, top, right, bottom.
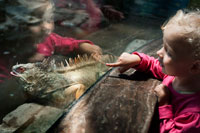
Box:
(0, 103, 64, 133)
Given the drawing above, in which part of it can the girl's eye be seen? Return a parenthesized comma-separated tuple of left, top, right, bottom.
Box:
(164, 46, 172, 57)
(166, 49, 172, 57)
(166, 52, 172, 57)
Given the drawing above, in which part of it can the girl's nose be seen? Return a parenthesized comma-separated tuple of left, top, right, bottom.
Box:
(157, 47, 164, 58)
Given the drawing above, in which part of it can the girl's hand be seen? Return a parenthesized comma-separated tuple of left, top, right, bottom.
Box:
(79, 43, 102, 56)
(154, 84, 170, 106)
(28, 53, 45, 63)
(106, 52, 141, 73)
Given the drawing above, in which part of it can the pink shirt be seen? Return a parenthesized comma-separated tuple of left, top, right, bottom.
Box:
(133, 52, 200, 133)
(37, 33, 94, 56)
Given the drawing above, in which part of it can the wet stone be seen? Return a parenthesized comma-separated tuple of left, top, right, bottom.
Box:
(0, 103, 64, 133)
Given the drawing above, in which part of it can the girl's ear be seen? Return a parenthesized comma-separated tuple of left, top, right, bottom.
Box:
(190, 60, 200, 74)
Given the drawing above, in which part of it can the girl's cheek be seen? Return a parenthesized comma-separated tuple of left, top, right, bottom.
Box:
(163, 56, 170, 65)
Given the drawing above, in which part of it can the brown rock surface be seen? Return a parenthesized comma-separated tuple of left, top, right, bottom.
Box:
(0, 103, 64, 133)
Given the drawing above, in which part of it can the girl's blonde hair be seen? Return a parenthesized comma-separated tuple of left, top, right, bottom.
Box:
(162, 10, 200, 60)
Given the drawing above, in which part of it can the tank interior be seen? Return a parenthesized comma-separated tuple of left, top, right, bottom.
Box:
(0, 0, 199, 132)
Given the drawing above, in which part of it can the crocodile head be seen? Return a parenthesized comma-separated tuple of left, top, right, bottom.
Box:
(10, 59, 59, 96)
(11, 62, 42, 83)
(11, 57, 59, 82)
(10, 58, 75, 107)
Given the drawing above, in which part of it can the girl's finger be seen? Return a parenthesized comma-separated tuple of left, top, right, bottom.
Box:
(106, 61, 122, 67)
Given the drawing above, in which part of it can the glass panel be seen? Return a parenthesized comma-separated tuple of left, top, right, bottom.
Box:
(0, 0, 190, 123)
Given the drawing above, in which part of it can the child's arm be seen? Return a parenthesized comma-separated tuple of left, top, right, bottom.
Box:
(35, 33, 101, 60)
(28, 52, 45, 62)
(106, 52, 141, 73)
(158, 107, 200, 132)
(154, 84, 170, 106)
(78, 42, 102, 56)
(107, 52, 166, 80)
(154, 84, 200, 132)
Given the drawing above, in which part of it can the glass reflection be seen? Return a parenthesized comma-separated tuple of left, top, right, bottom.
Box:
(0, 0, 122, 122)
(0, 0, 190, 124)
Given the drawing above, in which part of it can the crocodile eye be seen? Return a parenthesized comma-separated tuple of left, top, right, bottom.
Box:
(16, 66, 26, 73)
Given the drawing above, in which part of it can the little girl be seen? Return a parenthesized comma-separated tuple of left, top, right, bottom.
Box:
(106, 10, 200, 132)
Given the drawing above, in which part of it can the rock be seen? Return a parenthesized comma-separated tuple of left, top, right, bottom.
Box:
(56, 69, 160, 133)
(0, 103, 64, 133)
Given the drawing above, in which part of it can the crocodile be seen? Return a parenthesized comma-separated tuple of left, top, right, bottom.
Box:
(11, 54, 117, 108)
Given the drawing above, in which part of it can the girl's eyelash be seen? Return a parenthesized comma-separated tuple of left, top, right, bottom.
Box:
(167, 51, 172, 57)
(163, 46, 168, 53)
(164, 46, 172, 57)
